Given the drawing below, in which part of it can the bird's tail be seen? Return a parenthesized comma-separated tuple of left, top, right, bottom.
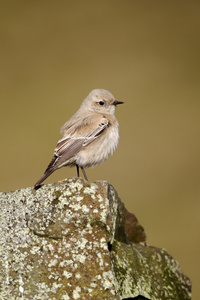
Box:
(34, 155, 59, 189)
(34, 168, 55, 189)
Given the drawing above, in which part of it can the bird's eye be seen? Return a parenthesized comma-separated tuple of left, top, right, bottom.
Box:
(99, 101, 104, 106)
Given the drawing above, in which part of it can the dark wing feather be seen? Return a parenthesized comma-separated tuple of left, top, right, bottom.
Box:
(49, 117, 109, 170)
(34, 116, 109, 188)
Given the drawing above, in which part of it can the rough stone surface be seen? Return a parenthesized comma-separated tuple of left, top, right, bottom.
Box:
(0, 178, 191, 299)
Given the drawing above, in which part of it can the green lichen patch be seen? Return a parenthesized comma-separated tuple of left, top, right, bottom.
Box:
(111, 240, 191, 300)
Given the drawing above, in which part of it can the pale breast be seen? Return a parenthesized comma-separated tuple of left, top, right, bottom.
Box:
(75, 119, 119, 168)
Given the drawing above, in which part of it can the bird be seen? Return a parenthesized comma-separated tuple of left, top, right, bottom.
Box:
(34, 89, 123, 188)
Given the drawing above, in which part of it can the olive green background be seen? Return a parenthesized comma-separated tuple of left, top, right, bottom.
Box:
(1, 1, 199, 298)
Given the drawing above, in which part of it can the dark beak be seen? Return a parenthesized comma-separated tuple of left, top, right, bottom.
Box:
(113, 100, 124, 106)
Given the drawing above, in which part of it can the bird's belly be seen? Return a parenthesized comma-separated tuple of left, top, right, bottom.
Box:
(75, 126, 119, 168)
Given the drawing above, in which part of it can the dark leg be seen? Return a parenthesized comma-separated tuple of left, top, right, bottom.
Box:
(76, 165, 80, 177)
(81, 167, 88, 181)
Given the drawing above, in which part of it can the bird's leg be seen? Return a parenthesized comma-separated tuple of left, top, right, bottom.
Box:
(81, 167, 88, 181)
(76, 165, 80, 177)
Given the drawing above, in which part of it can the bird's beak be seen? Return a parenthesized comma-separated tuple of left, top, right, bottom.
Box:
(113, 100, 124, 106)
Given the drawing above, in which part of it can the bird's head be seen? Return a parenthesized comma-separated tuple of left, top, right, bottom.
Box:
(82, 89, 124, 115)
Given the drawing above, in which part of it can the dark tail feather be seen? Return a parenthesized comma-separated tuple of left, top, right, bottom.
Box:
(34, 155, 59, 189)
(34, 168, 56, 189)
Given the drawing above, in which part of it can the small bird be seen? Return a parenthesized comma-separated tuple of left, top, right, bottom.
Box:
(34, 89, 123, 188)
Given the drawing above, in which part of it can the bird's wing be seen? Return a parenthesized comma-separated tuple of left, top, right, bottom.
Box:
(45, 115, 109, 172)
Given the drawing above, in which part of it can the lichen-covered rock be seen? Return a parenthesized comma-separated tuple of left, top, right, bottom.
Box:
(0, 178, 191, 299)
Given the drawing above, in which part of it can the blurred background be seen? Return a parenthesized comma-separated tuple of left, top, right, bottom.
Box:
(1, 0, 199, 298)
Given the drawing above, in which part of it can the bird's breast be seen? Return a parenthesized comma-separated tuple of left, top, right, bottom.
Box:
(75, 121, 119, 168)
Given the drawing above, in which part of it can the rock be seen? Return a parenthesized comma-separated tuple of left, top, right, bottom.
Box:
(0, 178, 191, 299)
